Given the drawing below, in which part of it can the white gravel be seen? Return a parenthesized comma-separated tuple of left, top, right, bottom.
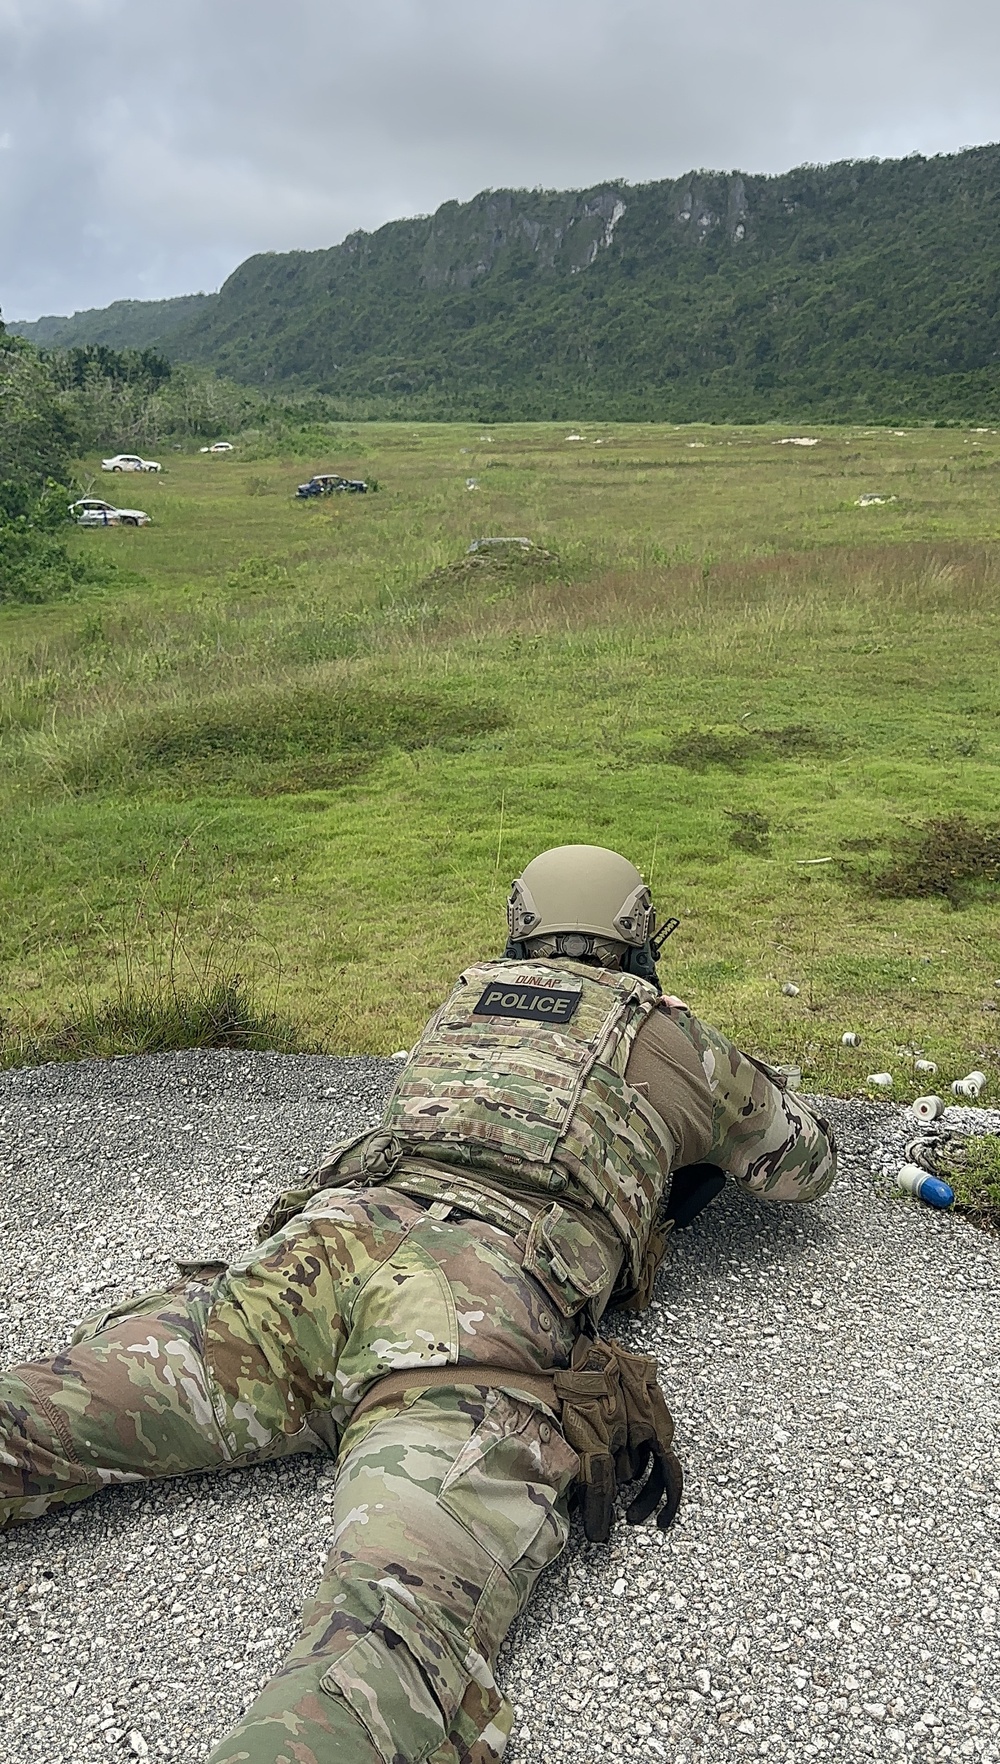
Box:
(1, 1053, 998, 1764)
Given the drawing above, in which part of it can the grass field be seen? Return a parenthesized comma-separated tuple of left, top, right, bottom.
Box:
(2, 420, 999, 1097)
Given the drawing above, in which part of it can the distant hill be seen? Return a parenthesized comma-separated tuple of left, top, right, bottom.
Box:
(8, 293, 213, 351)
(13, 146, 1000, 420)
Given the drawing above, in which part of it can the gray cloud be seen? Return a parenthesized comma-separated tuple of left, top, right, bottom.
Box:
(3, 0, 1000, 319)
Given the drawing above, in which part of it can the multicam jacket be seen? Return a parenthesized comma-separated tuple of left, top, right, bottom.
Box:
(381, 958, 675, 1298)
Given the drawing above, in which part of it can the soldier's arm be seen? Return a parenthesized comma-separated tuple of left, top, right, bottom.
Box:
(651, 1004, 837, 1203)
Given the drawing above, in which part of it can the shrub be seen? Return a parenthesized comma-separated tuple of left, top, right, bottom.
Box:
(869, 815, 1000, 907)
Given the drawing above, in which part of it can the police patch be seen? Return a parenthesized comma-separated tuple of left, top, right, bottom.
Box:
(473, 983, 581, 1024)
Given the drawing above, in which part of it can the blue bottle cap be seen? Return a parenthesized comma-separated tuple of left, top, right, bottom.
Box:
(917, 1175, 954, 1209)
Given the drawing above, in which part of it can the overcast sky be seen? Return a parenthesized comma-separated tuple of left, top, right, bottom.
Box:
(4, 0, 1000, 321)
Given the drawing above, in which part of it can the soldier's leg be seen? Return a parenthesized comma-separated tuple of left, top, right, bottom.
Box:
(0, 1277, 235, 1529)
(208, 1385, 579, 1764)
(0, 1257, 341, 1531)
(0, 1189, 452, 1533)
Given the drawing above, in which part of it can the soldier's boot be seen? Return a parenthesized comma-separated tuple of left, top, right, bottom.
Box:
(207, 1386, 579, 1764)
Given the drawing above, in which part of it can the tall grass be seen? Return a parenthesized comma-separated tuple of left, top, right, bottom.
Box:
(0, 861, 299, 1068)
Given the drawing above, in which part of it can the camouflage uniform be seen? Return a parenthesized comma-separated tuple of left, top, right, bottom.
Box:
(0, 960, 835, 1764)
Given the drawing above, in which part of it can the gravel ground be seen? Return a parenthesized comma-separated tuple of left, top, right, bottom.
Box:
(1, 1051, 998, 1764)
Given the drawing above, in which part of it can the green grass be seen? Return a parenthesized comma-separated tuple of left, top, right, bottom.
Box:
(929, 1135, 1000, 1230)
(2, 420, 1000, 1093)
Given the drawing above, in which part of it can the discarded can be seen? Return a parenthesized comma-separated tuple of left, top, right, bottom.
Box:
(841, 1032, 862, 1047)
(951, 1071, 987, 1099)
(896, 1163, 954, 1209)
(867, 1072, 894, 1090)
(914, 1059, 938, 1075)
(910, 1094, 944, 1124)
(781, 983, 800, 997)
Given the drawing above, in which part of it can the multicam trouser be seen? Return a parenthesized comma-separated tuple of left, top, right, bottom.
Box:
(0, 1189, 581, 1764)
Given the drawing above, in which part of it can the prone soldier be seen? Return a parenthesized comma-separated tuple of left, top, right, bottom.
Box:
(0, 845, 836, 1764)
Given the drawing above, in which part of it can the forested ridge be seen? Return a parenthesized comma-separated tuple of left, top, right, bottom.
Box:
(11, 145, 1000, 420)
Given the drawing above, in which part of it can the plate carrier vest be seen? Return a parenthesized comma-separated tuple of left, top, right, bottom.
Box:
(382, 959, 677, 1294)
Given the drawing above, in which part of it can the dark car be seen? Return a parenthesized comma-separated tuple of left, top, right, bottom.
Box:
(295, 473, 368, 498)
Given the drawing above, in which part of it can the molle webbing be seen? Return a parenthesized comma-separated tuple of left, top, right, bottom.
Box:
(380, 959, 676, 1295)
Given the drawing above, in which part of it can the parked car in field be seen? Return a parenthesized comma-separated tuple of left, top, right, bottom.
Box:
(101, 453, 162, 472)
(70, 496, 151, 527)
(199, 441, 234, 453)
(296, 473, 368, 497)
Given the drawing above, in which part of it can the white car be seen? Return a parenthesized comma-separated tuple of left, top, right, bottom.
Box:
(71, 496, 151, 527)
(199, 441, 234, 453)
(101, 453, 161, 472)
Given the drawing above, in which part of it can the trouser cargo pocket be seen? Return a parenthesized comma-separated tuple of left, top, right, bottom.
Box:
(321, 1587, 468, 1764)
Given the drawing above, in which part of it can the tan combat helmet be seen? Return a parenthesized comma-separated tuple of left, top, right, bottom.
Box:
(507, 845, 657, 955)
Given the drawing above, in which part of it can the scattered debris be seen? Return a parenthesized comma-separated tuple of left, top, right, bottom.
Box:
(296, 474, 367, 498)
(910, 1094, 945, 1124)
(841, 1032, 862, 1047)
(796, 857, 833, 866)
(952, 1071, 987, 1099)
(914, 1059, 938, 1075)
(390, 1049, 409, 1061)
(780, 982, 800, 997)
(773, 1064, 802, 1089)
(465, 478, 479, 490)
(776, 437, 820, 446)
(896, 1163, 954, 1208)
(856, 493, 897, 507)
(867, 1072, 894, 1090)
(687, 441, 706, 448)
(564, 433, 584, 442)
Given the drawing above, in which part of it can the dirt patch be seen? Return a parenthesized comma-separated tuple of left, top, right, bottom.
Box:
(865, 815, 1000, 907)
(664, 724, 835, 772)
(420, 541, 561, 594)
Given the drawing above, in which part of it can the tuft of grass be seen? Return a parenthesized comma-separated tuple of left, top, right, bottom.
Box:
(53, 685, 508, 797)
(665, 729, 756, 771)
(0, 976, 299, 1068)
(755, 724, 835, 758)
(665, 724, 834, 772)
(867, 815, 1000, 907)
(937, 1134, 1000, 1231)
(724, 808, 772, 854)
(0, 876, 302, 1068)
